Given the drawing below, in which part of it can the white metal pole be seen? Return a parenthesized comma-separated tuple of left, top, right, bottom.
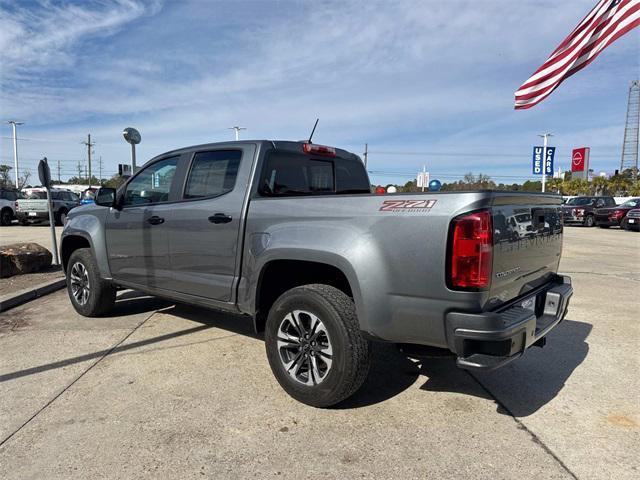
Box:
(10, 122, 19, 188)
(541, 134, 547, 193)
(422, 165, 426, 192)
(131, 143, 137, 172)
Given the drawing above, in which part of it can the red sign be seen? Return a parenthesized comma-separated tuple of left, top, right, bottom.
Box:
(571, 147, 589, 172)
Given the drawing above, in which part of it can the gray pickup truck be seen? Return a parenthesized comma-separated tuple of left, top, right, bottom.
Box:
(61, 140, 573, 407)
(16, 189, 80, 225)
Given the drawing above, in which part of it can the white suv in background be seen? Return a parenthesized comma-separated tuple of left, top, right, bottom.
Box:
(0, 188, 21, 226)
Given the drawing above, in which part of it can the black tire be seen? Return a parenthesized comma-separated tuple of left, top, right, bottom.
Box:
(66, 248, 116, 317)
(19, 218, 29, 226)
(264, 284, 371, 408)
(584, 215, 595, 227)
(598, 225, 610, 229)
(55, 209, 67, 226)
(0, 208, 12, 226)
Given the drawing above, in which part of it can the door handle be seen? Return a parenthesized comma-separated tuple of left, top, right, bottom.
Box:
(147, 216, 165, 225)
(208, 213, 232, 224)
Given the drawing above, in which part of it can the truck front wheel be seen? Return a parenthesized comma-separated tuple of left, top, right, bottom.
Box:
(66, 248, 116, 317)
(264, 284, 371, 407)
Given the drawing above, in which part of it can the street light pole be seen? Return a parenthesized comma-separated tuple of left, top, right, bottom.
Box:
(538, 132, 553, 193)
(7, 120, 24, 188)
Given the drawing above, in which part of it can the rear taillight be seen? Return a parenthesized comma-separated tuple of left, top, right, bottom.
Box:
(448, 210, 493, 290)
(302, 143, 336, 157)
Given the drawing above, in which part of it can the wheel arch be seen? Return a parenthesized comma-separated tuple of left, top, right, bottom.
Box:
(252, 258, 358, 334)
(61, 234, 92, 272)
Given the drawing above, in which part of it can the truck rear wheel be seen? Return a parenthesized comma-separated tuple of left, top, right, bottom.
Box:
(1, 208, 12, 226)
(66, 248, 115, 317)
(264, 284, 371, 407)
(584, 215, 595, 227)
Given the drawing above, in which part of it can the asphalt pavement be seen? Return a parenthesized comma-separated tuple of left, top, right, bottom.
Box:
(0, 227, 638, 479)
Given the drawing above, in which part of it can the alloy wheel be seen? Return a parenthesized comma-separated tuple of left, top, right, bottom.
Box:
(70, 262, 90, 306)
(276, 310, 333, 386)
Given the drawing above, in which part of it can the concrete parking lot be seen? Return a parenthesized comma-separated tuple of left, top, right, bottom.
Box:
(0, 223, 64, 248)
(0, 227, 638, 479)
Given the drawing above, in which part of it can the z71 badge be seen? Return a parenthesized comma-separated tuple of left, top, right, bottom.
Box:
(379, 199, 437, 212)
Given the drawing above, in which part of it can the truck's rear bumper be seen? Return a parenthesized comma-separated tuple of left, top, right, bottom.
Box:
(446, 275, 573, 371)
(16, 211, 49, 221)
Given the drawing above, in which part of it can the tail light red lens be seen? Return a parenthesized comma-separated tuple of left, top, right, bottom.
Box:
(449, 210, 493, 290)
(374, 186, 386, 195)
(302, 143, 336, 157)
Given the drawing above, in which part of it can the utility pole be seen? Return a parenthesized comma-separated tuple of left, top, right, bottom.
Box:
(99, 156, 103, 185)
(421, 165, 426, 192)
(363, 143, 368, 168)
(538, 133, 553, 193)
(77, 160, 82, 181)
(6, 120, 24, 188)
(228, 126, 246, 140)
(57, 159, 61, 183)
(81, 134, 95, 188)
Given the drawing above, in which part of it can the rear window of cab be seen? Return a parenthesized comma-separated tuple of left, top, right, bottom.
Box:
(259, 152, 370, 197)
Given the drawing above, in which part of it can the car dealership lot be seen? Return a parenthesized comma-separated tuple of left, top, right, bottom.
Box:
(0, 227, 638, 479)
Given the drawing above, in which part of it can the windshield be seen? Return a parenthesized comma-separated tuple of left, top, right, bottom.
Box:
(566, 197, 594, 206)
(26, 192, 47, 199)
(619, 199, 640, 208)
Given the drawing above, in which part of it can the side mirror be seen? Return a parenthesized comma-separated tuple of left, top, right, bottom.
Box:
(95, 188, 117, 208)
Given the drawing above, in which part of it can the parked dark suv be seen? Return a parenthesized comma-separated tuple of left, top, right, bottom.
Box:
(562, 196, 616, 227)
(595, 198, 640, 228)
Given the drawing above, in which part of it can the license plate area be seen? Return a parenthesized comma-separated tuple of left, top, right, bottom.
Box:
(28, 211, 37, 217)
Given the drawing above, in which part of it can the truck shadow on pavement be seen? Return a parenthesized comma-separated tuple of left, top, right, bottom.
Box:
(417, 319, 591, 417)
(337, 319, 591, 416)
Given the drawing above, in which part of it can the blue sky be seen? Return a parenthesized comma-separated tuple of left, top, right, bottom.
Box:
(1, 0, 638, 186)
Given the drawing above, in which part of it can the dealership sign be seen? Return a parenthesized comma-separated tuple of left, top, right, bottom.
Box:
(532, 146, 555, 175)
(571, 147, 590, 179)
(571, 147, 589, 172)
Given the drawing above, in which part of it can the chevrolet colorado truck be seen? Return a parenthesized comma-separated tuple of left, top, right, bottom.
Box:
(61, 140, 573, 407)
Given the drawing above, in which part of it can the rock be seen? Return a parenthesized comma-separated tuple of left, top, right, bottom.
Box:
(0, 243, 53, 278)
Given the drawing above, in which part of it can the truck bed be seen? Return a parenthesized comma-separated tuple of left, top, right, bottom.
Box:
(242, 190, 563, 347)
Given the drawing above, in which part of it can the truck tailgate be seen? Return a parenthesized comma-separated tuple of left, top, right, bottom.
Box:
(18, 199, 49, 212)
(489, 195, 563, 308)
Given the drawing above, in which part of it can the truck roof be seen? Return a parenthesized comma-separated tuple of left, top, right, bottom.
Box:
(155, 140, 360, 162)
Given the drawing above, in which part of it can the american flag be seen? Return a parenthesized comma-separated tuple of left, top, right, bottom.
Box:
(514, 0, 640, 109)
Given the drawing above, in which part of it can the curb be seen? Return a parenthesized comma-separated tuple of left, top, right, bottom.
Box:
(0, 277, 66, 313)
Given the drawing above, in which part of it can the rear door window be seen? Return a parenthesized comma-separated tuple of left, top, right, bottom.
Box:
(183, 150, 241, 199)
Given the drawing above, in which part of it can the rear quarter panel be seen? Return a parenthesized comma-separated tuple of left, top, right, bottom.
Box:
(240, 192, 496, 347)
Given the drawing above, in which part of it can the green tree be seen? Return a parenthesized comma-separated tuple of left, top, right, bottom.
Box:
(103, 174, 126, 189)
